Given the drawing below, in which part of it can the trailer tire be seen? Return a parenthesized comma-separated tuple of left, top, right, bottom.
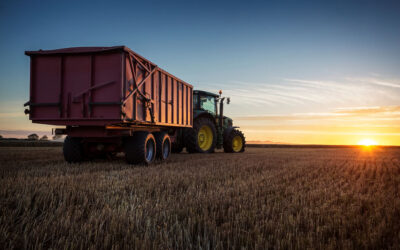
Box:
(63, 136, 84, 163)
(223, 129, 246, 153)
(125, 132, 156, 165)
(153, 132, 171, 160)
(185, 117, 217, 153)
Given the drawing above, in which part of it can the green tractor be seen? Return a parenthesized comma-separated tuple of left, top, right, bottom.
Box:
(172, 90, 246, 154)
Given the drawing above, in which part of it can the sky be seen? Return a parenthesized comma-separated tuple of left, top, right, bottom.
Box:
(0, 0, 399, 145)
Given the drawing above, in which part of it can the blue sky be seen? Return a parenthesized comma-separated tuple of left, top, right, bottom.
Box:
(1, 0, 400, 144)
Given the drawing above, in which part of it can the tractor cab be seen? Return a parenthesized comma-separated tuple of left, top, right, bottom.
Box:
(193, 90, 218, 115)
(193, 90, 233, 128)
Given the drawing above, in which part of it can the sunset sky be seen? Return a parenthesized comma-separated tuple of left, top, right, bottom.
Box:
(0, 0, 399, 145)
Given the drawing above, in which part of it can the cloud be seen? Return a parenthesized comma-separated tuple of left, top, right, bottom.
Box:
(283, 78, 344, 89)
(346, 77, 400, 88)
(334, 106, 400, 115)
(235, 105, 400, 121)
(200, 76, 400, 111)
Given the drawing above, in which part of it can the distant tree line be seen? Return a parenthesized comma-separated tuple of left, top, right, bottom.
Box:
(0, 134, 63, 141)
(26, 134, 62, 141)
(28, 134, 39, 140)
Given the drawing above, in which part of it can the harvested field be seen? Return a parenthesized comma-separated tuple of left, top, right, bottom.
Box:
(0, 140, 63, 147)
(1, 146, 400, 249)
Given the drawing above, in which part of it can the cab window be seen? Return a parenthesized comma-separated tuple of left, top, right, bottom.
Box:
(200, 95, 216, 114)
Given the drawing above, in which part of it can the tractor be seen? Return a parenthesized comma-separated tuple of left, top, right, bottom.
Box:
(172, 90, 246, 154)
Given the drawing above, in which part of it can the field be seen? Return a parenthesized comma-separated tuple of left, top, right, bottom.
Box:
(1, 146, 400, 249)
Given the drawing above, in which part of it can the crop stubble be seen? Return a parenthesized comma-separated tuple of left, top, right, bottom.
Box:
(0, 147, 399, 249)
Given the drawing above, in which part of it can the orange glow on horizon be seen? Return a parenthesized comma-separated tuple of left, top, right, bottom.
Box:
(357, 139, 378, 146)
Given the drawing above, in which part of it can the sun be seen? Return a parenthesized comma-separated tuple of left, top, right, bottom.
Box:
(357, 138, 378, 146)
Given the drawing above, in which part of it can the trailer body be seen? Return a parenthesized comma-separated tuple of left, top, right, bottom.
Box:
(25, 46, 193, 130)
(24, 46, 194, 164)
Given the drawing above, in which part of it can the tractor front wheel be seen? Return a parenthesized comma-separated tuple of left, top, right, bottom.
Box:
(223, 129, 246, 153)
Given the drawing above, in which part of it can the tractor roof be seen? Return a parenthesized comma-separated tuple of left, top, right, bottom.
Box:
(193, 90, 219, 97)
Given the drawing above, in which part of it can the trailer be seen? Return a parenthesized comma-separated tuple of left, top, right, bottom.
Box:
(25, 46, 193, 164)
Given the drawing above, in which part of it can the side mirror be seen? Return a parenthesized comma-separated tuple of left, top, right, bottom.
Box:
(227, 98, 230, 104)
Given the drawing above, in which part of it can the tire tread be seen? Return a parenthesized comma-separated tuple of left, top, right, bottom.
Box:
(153, 132, 171, 160)
(125, 132, 155, 164)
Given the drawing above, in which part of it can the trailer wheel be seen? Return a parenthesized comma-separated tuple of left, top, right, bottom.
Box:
(63, 136, 84, 163)
(223, 129, 246, 153)
(153, 132, 171, 160)
(124, 132, 156, 164)
(185, 117, 217, 153)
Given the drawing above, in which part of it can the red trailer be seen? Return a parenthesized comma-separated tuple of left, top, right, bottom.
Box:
(25, 46, 193, 164)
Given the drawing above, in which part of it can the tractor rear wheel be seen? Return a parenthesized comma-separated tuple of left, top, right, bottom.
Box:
(223, 129, 246, 153)
(63, 136, 84, 163)
(185, 117, 217, 153)
(124, 132, 156, 164)
(153, 132, 171, 160)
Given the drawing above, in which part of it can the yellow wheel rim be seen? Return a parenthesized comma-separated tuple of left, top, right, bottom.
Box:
(232, 135, 243, 152)
(198, 125, 213, 151)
